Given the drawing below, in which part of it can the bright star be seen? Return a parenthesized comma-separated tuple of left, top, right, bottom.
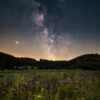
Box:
(15, 41, 19, 45)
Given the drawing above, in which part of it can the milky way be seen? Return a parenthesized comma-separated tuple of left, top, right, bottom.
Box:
(32, 0, 73, 60)
(0, 0, 100, 60)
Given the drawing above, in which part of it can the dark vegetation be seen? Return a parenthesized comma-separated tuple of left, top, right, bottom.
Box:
(0, 52, 100, 70)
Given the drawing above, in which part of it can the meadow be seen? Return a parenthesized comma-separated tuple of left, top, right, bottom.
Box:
(0, 70, 100, 100)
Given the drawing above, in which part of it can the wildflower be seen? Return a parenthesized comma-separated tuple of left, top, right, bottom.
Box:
(60, 79, 69, 85)
(21, 82, 30, 89)
(79, 73, 89, 78)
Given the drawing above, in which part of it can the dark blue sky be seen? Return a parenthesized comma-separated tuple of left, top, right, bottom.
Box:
(0, 0, 100, 60)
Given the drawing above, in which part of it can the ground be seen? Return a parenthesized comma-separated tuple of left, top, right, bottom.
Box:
(0, 69, 100, 100)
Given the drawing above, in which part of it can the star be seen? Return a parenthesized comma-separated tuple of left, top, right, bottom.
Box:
(15, 41, 19, 45)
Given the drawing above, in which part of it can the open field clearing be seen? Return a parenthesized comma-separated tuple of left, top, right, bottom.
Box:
(0, 70, 100, 100)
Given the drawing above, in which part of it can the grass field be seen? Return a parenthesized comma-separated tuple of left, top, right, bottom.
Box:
(0, 70, 100, 100)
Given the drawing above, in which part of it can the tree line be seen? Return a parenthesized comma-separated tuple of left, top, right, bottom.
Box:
(0, 52, 100, 70)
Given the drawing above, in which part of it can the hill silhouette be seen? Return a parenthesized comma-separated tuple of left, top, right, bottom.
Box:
(0, 52, 100, 70)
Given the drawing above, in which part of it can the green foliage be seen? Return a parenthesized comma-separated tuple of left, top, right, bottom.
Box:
(0, 70, 100, 100)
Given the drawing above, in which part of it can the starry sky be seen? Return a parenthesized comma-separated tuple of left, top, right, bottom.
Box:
(0, 0, 100, 60)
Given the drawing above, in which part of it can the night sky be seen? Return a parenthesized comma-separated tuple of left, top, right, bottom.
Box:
(0, 0, 100, 60)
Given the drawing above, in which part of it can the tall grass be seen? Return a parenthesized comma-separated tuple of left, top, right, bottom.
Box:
(0, 70, 100, 100)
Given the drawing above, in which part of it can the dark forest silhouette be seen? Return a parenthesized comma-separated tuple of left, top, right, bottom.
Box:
(0, 52, 100, 70)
